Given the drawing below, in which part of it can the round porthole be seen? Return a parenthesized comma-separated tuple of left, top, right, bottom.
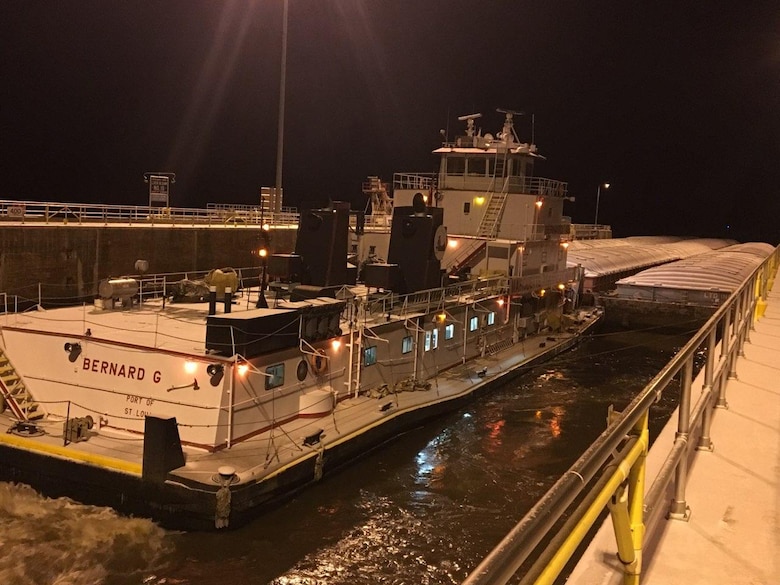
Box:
(296, 359, 309, 381)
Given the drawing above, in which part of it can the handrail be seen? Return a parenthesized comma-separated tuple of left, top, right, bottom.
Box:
(462, 246, 779, 585)
(0, 198, 301, 228)
(0, 266, 263, 314)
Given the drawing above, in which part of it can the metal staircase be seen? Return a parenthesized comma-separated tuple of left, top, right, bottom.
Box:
(0, 348, 44, 421)
(446, 239, 487, 277)
(477, 152, 511, 239)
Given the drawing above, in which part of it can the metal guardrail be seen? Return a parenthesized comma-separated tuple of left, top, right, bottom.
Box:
(362, 270, 576, 322)
(0, 199, 300, 228)
(364, 275, 507, 320)
(0, 266, 263, 313)
(462, 246, 779, 585)
(392, 172, 436, 190)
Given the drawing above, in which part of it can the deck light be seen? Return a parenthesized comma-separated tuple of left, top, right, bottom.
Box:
(184, 359, 197, 375)
(237, 361, 249, 377)
(331, 339, 341, 351)
(448, 239, 458, 248)
(64, 342, 82, 363)
(207, 363, 225, 386)
(535, 199, 543, 209)
(475, 196, 485, 205)
(557, 283, 566, 291)
(497, 298, 505, 307)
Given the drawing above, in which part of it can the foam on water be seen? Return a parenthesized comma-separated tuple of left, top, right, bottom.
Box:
(0, 482, 170, 585)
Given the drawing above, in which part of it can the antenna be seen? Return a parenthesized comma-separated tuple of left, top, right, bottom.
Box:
(496, 108, 525, 143)
(457, 113, 482, 137)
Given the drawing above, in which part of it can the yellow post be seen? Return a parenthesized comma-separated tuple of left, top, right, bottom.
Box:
(608, 484, 634, 564)
(534, 412, 649, 585)
(624, 411, 649, 584)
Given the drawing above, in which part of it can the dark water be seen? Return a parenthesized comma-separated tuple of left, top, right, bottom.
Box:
(0, 324, 693, 585)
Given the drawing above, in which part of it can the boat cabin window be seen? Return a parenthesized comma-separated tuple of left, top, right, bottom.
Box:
(469, 316, 479, 332)
(445, 324, 455, 340)
(265, 364, 285, 390)
(364, 346, 377, 366)
(446, 156, 465, 175)
(423, 329, 439, 351)
(487, 312, 496, 326)
(463, 202, 471, 214)
(401, 335, 413, 354)
(510, 158, 524, 177)
(467, 157, 487, 176)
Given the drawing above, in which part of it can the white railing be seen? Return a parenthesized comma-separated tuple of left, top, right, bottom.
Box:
(392, 172, 436, 190)
(0, 266, 263, 314)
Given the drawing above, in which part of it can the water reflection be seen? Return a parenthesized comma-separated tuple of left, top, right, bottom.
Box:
(1, 325, 693, 584)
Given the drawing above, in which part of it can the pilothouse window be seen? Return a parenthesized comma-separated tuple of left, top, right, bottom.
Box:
(467, 157, 486, 176)
(446, 156, 465, 175)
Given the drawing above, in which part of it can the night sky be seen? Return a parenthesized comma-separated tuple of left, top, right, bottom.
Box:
(1, 2, 778, 242)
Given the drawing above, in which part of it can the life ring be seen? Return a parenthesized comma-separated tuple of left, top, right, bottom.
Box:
(309, 349, 328, 376)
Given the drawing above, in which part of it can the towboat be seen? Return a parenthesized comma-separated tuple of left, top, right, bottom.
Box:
(0, 110, 600, 529)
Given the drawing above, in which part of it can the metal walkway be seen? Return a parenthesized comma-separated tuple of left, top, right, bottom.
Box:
(569, 283, 780, 584)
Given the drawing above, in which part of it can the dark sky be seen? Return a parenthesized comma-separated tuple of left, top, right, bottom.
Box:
(1, 1, 778, 242)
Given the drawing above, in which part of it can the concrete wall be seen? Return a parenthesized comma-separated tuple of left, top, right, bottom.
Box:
(0, 226, 296, 301)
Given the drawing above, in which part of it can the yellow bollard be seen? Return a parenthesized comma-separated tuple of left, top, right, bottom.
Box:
(756, 299, 767, 320)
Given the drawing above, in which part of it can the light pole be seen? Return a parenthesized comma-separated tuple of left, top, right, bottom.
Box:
(274, 0, 288, 202)
(594, 182, 610, 225)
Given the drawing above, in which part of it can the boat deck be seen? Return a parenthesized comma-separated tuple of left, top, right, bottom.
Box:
(568, 288, 780, 584)
(2, 294, 262, 356)
(0, 295, 601, 505)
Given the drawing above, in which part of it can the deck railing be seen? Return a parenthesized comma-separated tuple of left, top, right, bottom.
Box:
(462, 246, 779, 585)
(0, 266, 263, 314)
(361, 269, 577, 322)
(0, 199, 301, 228)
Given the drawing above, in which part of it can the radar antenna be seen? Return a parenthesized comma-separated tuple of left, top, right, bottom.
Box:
(496, 108, 524, 143)
(457, 113, 482, 137)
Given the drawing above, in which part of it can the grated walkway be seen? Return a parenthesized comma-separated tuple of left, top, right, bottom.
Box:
(568, 286, 780, 584)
